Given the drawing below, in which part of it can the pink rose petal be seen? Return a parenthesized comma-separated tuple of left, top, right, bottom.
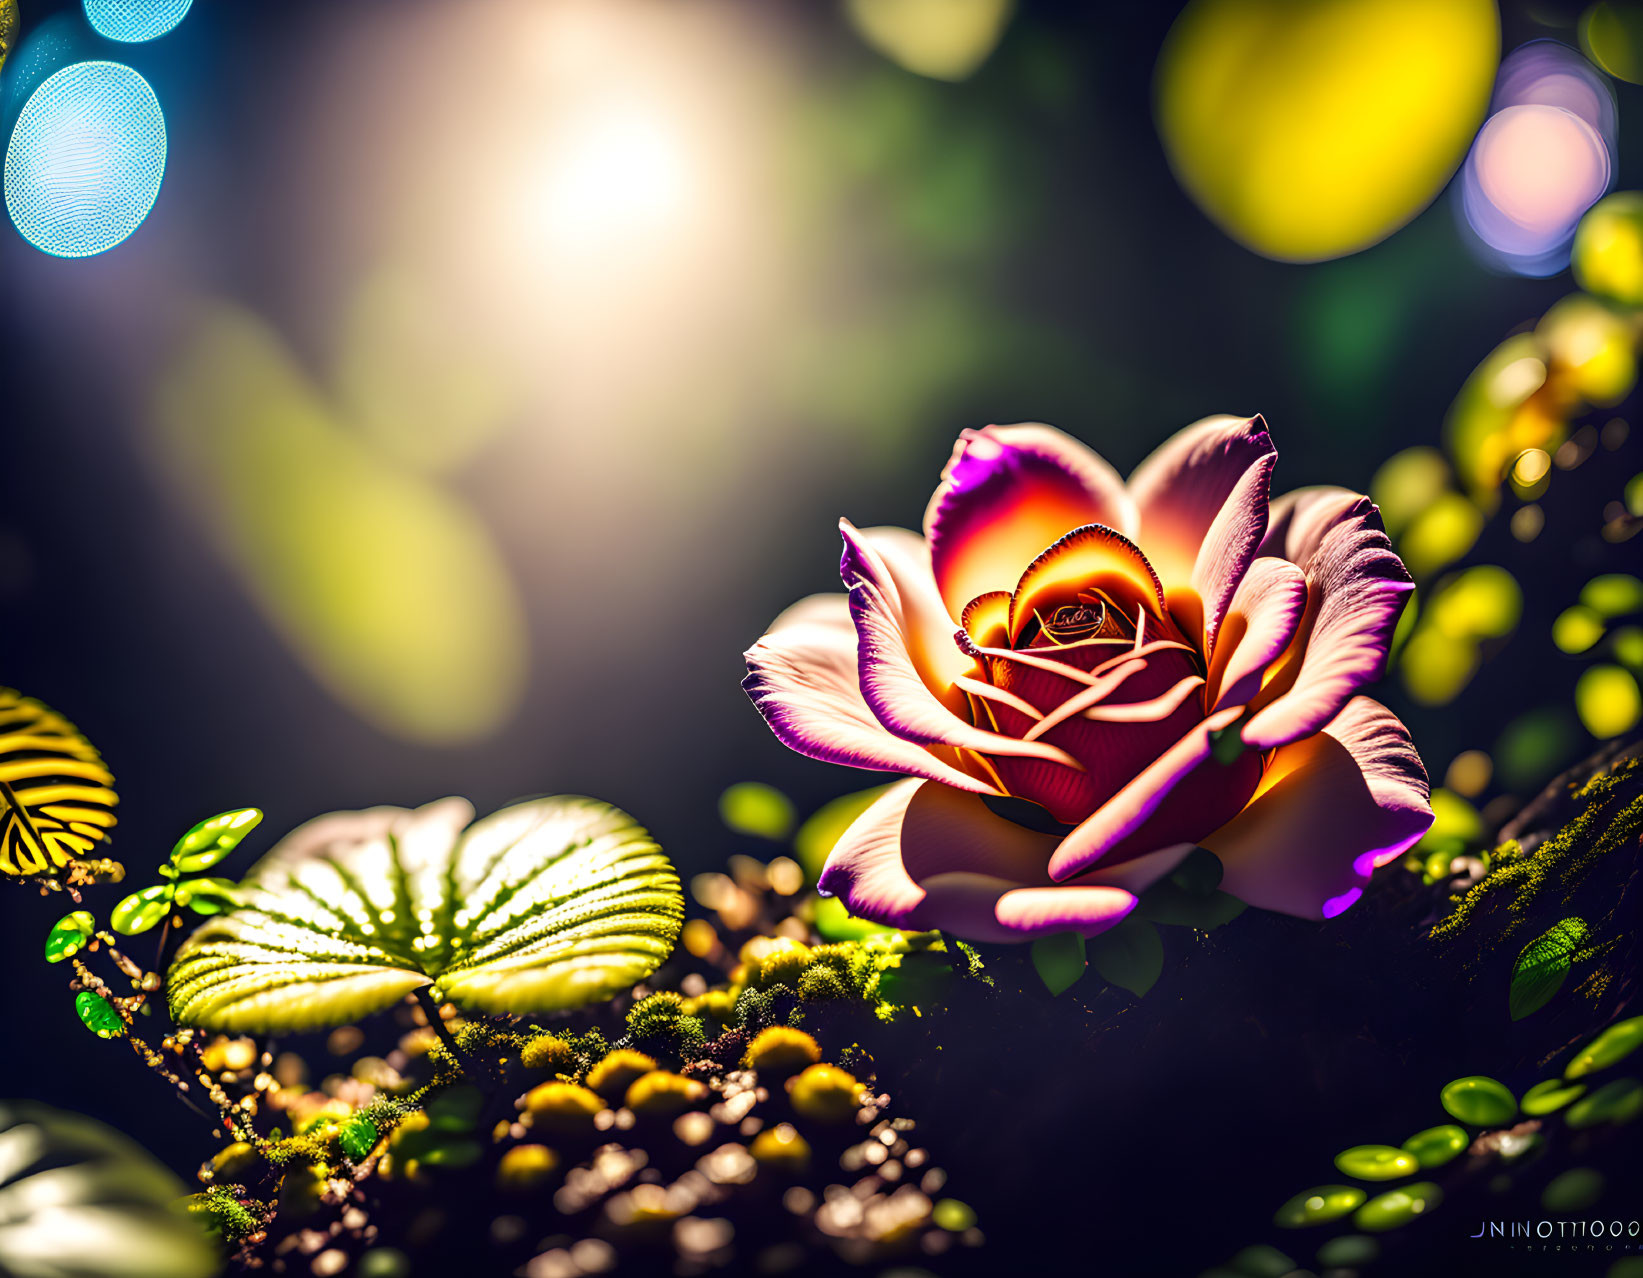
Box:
(1204, 696, 1433, 918)
(1243, 489, 1413, 750)
(817, 779, 1137, 941)
(925, 423, 1136, 620)
(1127, 414, 1276, 652)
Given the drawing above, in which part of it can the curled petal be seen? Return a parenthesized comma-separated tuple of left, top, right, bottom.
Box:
(841, 521, 1082, 771)
(1207, 556, 1308, 712)
(1128, 414, 1277, 650)
(1007, 523, 1169, 644)
(925, 424, 1136, 620)
(1242, 491, 1413, 750)
(817, 779, 1136, 942)
(1204, 696, 1433, 919)
(847, 523, 971, 700)
(1073, 841, 1196, 893)
(980, 641, 1205, 825)
(1258, 485, 1363, 570)
(743, 607, 998, 795)
(1047, 705, 1250, 880)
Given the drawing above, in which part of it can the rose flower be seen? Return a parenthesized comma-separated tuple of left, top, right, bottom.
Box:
(743, 416, 1432, 943)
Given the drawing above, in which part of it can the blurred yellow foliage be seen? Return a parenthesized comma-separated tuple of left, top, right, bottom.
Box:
(1156, 0, 1498, 261)
(151, 303, 527, 744)
(844, 0, 1014, 81)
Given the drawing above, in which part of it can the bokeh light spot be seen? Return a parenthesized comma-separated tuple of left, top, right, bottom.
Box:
(1460, 42, 1615, 275)
(1580, 1, 1643, 84)
(82, 0, 192, 44)
(1574, 192, 1643, 306)
(4, 61, 166, 258)
(1575, 664, 1642, 737)
(1156, 0, 1499, 262)
(844, 0, 1014, 82)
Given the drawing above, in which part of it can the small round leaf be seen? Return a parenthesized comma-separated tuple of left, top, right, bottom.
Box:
(110, 884, 175, 936)
(74, 990, 124, 1039)
(170, 808, 262, 873)
(45, 911, 96, 963)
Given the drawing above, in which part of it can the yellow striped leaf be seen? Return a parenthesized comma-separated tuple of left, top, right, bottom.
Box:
(0, 688, 118, 877)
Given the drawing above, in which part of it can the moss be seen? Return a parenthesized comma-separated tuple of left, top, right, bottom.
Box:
(624, 1070, 708, 1115)
(788, 1063, 864, 1123)
(798, 965, 846, 1002)
(743, 1026, 822, 1075)
(683, 988, 738, 1031)
(748, 940, 813, 990)
(586, 1049, 657, 1100)
(625, 992, 706, 1061)
(518, 1082, 603, 1134)
(1432, 760, 1643, 951)
(186, 1186, 261, 1242)
(732, 983, 797, 1033)
(520, 1032, 578, 1074)
(496, 1144, 559, 1193)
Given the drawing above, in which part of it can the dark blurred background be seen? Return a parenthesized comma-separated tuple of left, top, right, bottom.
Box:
(1, 0, 1637, 1177)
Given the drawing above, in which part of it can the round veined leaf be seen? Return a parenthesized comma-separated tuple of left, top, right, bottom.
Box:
(166, 797, 683, 1033)
(112, 883, 175, 935)
(44, 910, 95, 962)
(170, 807, 262, 873)
(0, 1101, 219, 1278)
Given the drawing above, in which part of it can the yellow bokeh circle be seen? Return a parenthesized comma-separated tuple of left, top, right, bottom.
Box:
(1156, 0, 1500, 261)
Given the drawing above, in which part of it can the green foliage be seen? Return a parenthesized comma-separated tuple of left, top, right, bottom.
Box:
(1029, 931, 1086, 996)
(338, 1115, 380, 1162)
(1440, 1076, 1516, 1127)
(167, 797, 683, 1032)
(111, 807, 259, 936)
(718, 782, 796, 840)
(1565, 1014, 1643, 1078)
(74, 990, 122, 1038)
(797, 964, 846, 1001)
(1434, 760, 1643, 950)
(1509, 917, 1589, 1020)
(1088, 917, 1164, 997)
(186, 1186, 260, 1243)
(626, 991, 706, 1060)
(44, 910, 94, 962)
(0, 1101, 218, 1278)
(169, 808, 261, 873)
(111, 884, 173, 935)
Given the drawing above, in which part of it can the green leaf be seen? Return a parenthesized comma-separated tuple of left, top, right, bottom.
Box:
(792, 785, 897, 880)
(74, 990, 124, 1038)
(1509, 917, 1588, 1021)
(1168, 847, 1224, 895)
(44, 911, 96, 963)
(170, 808, 262, 874)
(717, 782, 795, 840)
(1137, 883, 1246, 930)
(111, 884, 175, 936)
(173, 877, 243, 916)
(167, 797, 683, 1033)
(0, 1101, 218, 1278)
(811, 894, 895, 942)
(1030, 931, 1086, 996)
(338, 1115, 379, 1162)
(1088, 917, 1164, 997)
